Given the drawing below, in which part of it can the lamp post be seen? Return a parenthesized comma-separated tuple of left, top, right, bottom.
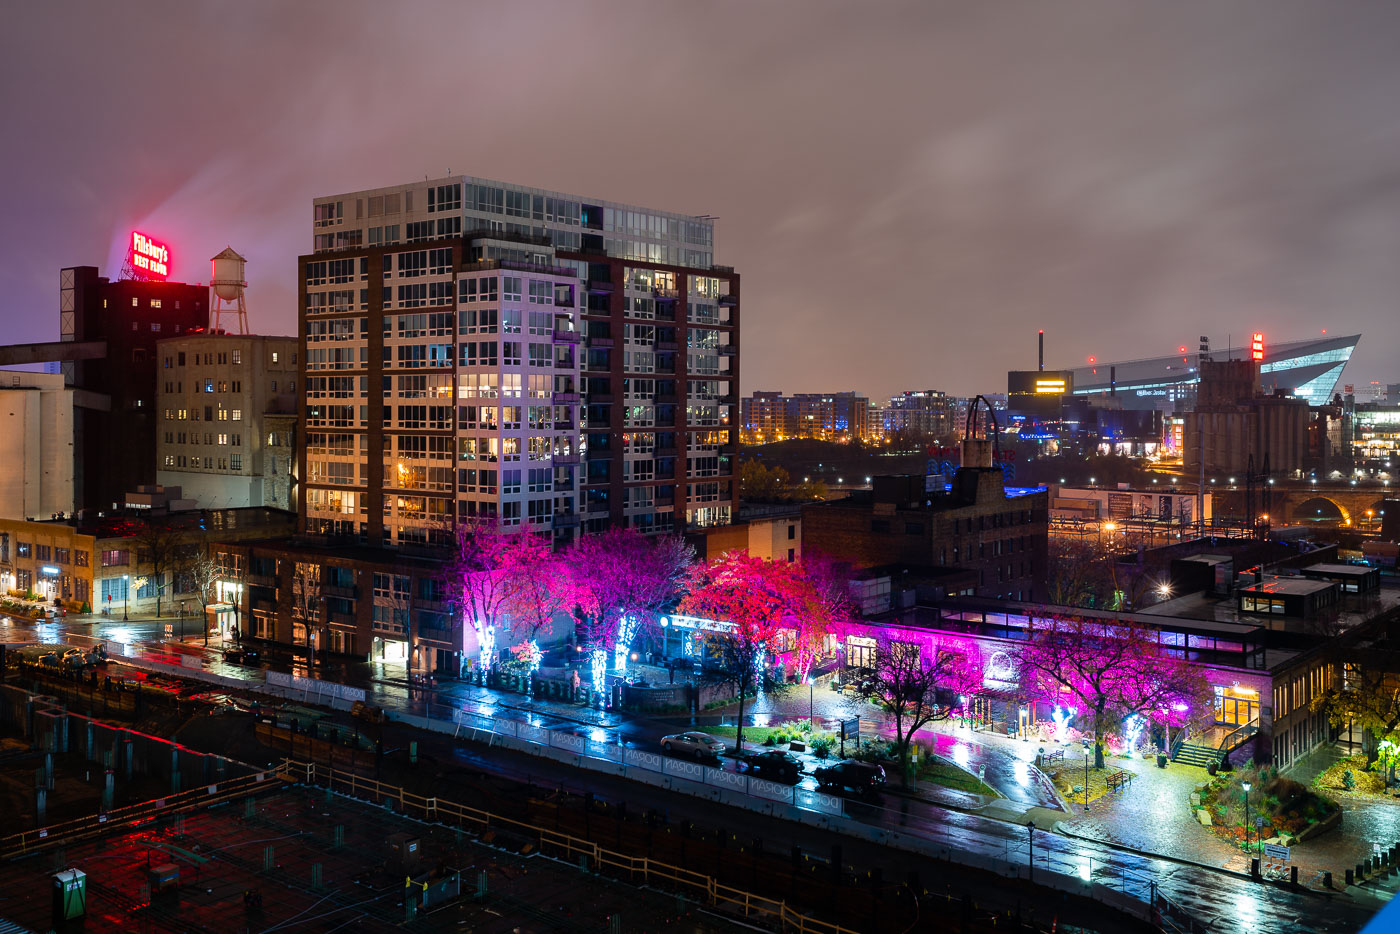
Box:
(1242, 781, 1252, 855)
(122, 574, 128, 621)
(808, 675, 815, 724)
(1027, 819, 1035, 881)
(1083, 738, 1091, 811)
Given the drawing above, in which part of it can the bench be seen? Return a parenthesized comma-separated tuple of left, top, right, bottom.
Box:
(1038, 749, 1064, 767)
(1107, 769, 1135, 793)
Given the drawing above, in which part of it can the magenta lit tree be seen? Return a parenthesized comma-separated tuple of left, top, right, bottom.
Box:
(1016, 613, 1214, 769)
(561, 529, 693, 691)
(679, 552, 799, 751)
(447, 520, 555, 673)
(787, 552, 857, 682)
(849, 634, 970, 786)
(501, 533, 564, 646)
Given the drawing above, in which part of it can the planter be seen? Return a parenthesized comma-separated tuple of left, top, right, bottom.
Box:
(789, 741, 806, 753)
(1157, 754, 1168, 769)
(1295, 808, 1343, 843)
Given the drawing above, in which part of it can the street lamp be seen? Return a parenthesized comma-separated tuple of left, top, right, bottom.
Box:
(808, 674, 815, 724)
(122, 574, 128, 621)
(1082, 738, 1091, 811)
(1242, 781, 1252, 855)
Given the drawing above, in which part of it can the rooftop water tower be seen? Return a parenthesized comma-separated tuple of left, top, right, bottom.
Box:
(210, 246, 248, 334)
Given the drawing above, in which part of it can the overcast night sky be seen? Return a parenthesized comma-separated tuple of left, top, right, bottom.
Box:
(3, 1, 1399, 400)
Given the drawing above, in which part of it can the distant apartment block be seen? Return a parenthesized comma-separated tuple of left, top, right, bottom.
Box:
(740, 391, 871, 444)
(880, 390, 954, 439)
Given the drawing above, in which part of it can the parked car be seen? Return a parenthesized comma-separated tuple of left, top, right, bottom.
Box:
(660, 731, 726, 759)
(813, 760, 886, 795)
(738, 750, 804, 783)
(223, 645, 261, 665)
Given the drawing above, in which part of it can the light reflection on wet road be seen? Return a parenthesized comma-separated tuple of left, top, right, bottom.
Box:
(3, 617, 1382, 934)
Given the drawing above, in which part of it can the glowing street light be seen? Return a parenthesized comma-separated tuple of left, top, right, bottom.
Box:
(1242, 780, 1253, 855)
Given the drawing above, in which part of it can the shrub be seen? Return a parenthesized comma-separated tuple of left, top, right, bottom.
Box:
(763, 735, 776, 747)
(810, 733, 836, 759)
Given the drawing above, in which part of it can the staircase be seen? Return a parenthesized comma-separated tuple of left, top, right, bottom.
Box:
(1172, 742, 1223, 769)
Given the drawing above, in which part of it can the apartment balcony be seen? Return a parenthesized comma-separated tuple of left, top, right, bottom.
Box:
(247, 573, 276, 588)
(553, 453, 582, 465)
(717, 293, 738, 306)
(418, 626, 456, 645)
(553, 327, 583, 344)
(415, 598, 449, 614)
(553, 420, 576, 431)
(587, 336, 614, 348)
(552, 391, 580, 404)
(587, 278, 615, 295)
(656, 340, 678, 352)
(588, 393, 614, 404)
(718, 344, 737, 356)
(655, 393, 678, 404)
(322, 584, 357, 600)
(551, 513, 581, 528)
(653, 288, 680, 302)
(654, 446, 677, 457)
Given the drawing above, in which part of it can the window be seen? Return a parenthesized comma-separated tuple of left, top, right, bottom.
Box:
(100, 549, 130, 567)
(17, 542, 31, 558)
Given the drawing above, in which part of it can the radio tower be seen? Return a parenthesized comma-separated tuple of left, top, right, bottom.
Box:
(209, 247, 249, 334)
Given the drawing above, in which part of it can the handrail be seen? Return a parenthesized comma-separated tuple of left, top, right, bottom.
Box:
(0, 769, 281, 858)
(274, 758, 860, 934)
(1217, 717, 1260, 754)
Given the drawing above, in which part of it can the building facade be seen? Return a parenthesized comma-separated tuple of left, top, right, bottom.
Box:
(59, 266, 209, 512)
(301, 175, 738, 544)
(215, 538, 453, 671)
(802, 469, 1049, 601)
(156, 333, 299, 510)
(0, 507, 293, 615)
(0, 371, 75, 519)
(740, 391, 871, 444)
(880, 390, 955, 440)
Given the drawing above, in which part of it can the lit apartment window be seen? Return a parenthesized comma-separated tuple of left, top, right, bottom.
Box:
(231, 409, 242, 421)
(232, 349, 241, 364)
(231, 454, 242, 470)
(151, 299, 161, 308)
(151, 322, 161, 332)
(272, 352, 280, 363)
(131, 297, 138, 307)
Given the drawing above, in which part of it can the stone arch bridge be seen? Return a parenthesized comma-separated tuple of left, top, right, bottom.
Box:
(1213, 483, 1393, 527)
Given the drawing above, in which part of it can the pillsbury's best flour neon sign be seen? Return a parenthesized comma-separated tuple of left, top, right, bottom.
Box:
(131, 231, 170, 279)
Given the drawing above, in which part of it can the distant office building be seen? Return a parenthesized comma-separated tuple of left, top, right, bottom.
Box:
(59, 260, 209, 512)
(155, 333, 299, 510)
(740, 391, 871, 444)
(1063, 333, 1358, 411)
(881, 390, 955, 439)
(0, 371, 75, 519)
(301, 175, 738, 545)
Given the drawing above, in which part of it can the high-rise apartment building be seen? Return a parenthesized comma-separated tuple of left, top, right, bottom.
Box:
(300, 176, 738, 547)
(881, 390, 955, 440)
(156, 333, 300, 510)
(740, 391, 870, 444)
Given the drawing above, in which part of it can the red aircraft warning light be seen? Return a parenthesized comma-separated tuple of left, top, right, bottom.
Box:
(1250, 332, 1265, 362)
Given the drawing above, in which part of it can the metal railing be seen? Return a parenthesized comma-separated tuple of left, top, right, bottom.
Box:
(276, 759, 859, 934)
(0, 770, 282, 859)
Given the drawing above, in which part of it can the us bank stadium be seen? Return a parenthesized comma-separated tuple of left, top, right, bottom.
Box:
(1064, 334, 1358, 411)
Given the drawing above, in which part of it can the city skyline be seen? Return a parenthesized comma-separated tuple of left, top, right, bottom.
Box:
(6, 2, 1400, 401)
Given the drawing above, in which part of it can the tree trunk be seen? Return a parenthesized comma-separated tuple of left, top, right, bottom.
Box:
(1094, 735, 1105, 770)
(735, 681, 747, 754)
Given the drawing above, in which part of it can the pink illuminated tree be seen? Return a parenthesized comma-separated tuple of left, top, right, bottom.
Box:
(786, 553, 857, 682)
(561, 529, 694, 682)
(447, 520, 557, 672)
(1016, 613, 1214, 769)
(849, 635, 972, 786)
(679, 552, 800, 751)
(502, 537, 565, 645)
